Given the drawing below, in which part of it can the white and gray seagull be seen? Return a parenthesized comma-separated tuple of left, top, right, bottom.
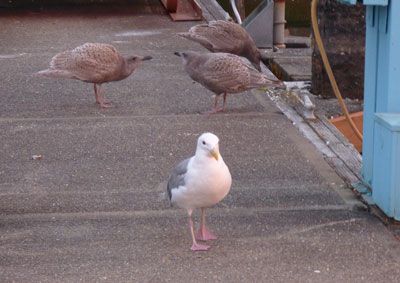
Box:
(167, 132, 232, 251)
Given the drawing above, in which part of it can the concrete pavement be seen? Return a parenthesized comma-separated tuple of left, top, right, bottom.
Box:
(1, 2, 400, 282)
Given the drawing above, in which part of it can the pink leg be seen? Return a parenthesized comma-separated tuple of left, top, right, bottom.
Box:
(222, 92, 228, 111)
(196, 208, 217, 241)
(187, 209, 210, 251)
(203, 94, 224, 115)
(93, 84, 112, 108)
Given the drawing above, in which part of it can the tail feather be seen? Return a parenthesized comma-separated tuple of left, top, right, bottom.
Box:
(177, 32, 214, 51)
(264, 77, 284, 87)
(177, 32, 202, 43)
(250, 74, 285, 89)
(267, 78, 286, 89)
(177, 32, 191, 39)
(34, 69, 74, 79)
(49, 51, 73, 70)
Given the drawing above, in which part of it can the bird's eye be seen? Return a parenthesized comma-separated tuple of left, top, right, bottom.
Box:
(202, 141, 206, 145)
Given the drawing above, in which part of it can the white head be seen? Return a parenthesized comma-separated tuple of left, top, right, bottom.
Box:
(195, 132, 220, 161)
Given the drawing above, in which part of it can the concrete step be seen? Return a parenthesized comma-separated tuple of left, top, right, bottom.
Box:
(0, 183, 344, 215)
(262, 47, 312, 81)
(1, 207, 397, 282)
(1, 112, 345, 215)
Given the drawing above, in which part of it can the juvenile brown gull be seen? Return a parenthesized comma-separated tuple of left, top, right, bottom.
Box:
(36, 43, 152, 108)
(175, 51, 283, 113)
(178, 20, 262, 71)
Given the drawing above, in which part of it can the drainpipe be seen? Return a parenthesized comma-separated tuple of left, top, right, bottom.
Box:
(230, 0, 243, 24)
(274, 0, 286, 48)
(236, 0, 246, 22)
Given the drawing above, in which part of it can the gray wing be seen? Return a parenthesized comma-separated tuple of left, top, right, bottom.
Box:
(167, 158, 190, 200)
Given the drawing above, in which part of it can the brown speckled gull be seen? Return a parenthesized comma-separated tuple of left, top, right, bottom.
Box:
(36, 43, 152, 108)
(178, 20, 262, 71)
(175, 51, 283, 114)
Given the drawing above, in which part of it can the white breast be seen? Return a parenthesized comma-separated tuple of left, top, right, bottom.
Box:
(171, 157, 232, 209)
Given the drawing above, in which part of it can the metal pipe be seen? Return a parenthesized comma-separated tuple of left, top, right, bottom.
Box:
(273, 0, 286, 48)
(230, 0, 242, 24)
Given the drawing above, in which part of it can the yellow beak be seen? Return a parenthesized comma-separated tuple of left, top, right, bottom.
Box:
(210, 148, 219, 161)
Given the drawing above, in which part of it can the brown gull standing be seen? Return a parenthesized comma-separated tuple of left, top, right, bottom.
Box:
(36, 43, 152, 108)
(175, 51, 283, 114)
(178, 20, 262, 71)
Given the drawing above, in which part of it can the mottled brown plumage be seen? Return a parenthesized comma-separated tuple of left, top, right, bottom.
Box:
(178, 20, 262, 71)
(175, 51, 283, 113)
(36, 43, 152, 108)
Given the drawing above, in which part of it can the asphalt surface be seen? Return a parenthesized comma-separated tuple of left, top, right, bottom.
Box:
(1, 3, 400, 282)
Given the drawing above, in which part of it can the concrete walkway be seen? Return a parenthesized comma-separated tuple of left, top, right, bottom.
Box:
(262, 47, 312, 81)
(1, 3, 400, 282)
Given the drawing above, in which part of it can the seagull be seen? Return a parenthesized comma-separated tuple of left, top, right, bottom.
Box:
(35, 43, 152, 108)
(167, 133, 232, 251)
(178, 20, 262, 71)
(175, 51, 283, 114)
